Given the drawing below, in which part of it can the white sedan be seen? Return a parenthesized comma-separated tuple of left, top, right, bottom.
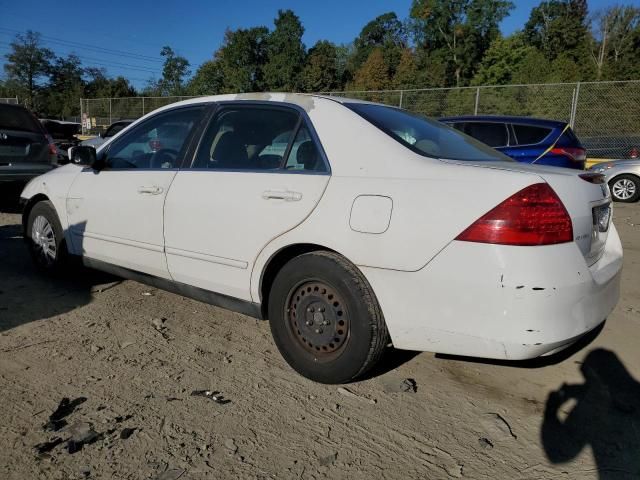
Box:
(20, 93, 623, 383)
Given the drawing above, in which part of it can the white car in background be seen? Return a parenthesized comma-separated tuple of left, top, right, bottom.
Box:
(80, 120, 134, 149)
(20, 93, 623, 383)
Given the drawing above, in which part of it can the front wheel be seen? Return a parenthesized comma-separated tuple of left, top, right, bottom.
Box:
(609, 174, 640, 203)
(25, 200, 70, 274)
(268, 251, 388, 384)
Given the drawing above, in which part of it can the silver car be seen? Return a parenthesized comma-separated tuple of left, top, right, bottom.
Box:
(590, 160, 640, 202)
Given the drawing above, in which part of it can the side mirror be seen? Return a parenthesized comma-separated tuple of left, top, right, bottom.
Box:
(68, 146, 98, 167)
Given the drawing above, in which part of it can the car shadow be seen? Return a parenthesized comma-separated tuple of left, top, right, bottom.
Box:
(541, 348, 640, 479)
(0, 220, 120, 333)
(0, 183, 24, 213)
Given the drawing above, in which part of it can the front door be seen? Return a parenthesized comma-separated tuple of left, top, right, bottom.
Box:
(66, 106, 206, 278)
(164, 104, 330, 300)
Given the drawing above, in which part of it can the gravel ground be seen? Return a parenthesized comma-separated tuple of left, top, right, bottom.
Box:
(1, 197, 639, 480)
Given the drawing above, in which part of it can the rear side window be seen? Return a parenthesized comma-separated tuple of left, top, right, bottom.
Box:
(193, 106, 300, 170)
(346, 104, 511, 162)
(463, 122, 508, 147)
(0, 106, 42, 133)
(512, 124, 551, 145)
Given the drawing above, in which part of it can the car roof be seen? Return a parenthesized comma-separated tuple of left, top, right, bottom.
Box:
(149, 92, 374, 116)
(438, 115, 567, 128)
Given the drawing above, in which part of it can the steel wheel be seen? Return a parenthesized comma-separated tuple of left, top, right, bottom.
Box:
(31, 214, 57, 265)
(286, 280, 350, 361)
(612, 178, 636, 200)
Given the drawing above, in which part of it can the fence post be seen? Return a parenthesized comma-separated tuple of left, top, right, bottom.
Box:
(569, 82, 580, 128)
(474, 87, 480, 115)
(142, 97, 145, 116)
(399, 90, 404, 108)
(109, 98, 112, 125)
(80, 99, 84, 135)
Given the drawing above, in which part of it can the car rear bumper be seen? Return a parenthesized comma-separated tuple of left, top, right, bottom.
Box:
(360, 223, 623, 360)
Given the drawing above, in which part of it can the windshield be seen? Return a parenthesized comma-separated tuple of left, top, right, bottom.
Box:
(105, 122, 131, 138)
(346, 103, 512, 162)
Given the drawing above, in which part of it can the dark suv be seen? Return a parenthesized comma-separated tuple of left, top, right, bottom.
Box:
(439, 115, 586, 170)
(0, 103, 57, 185)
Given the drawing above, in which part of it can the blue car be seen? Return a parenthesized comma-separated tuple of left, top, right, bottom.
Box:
(439, 115, 586, 170)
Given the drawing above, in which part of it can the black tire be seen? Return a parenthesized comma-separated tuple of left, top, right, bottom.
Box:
(609, 174, 640, 203)
(268, 251, 388, 384)
(25, 200, 70, 274)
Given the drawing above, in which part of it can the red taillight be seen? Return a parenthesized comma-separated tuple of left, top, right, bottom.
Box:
(630, 147, 638, 159)
(46, 134, 57, 155)
(456, 183, 573, 246)
(550, 147, 586, 162)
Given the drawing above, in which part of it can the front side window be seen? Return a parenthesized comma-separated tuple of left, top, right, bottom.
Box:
(193, 107, 300, 170)
(105, 107, 204, 170)
(346, 103, 512, 162)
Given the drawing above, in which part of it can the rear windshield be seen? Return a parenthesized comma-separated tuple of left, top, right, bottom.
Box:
(345, 103, 512, 162)
(0, 105, 42, 133)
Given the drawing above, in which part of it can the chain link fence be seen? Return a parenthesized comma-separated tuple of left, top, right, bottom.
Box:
(80, 80, 640, 159)
(0, 97, 18, 104)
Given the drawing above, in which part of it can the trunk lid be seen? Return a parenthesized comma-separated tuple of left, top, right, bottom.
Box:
(0, 129, 50, 165)
(445, 160, 611, 265)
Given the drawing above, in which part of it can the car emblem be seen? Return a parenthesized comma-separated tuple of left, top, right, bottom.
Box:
(0, 133, 7, 140)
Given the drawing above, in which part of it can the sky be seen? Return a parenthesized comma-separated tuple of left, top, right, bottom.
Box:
(1, 0, 638, 89)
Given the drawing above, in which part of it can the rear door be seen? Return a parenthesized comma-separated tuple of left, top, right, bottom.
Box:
(163, 103, 330, 301)
(0, 106, 53, 179)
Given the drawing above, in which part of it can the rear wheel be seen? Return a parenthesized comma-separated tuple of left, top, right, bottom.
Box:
(26, 200, 70, 274)
(268, 251, 388, 384)
(609, 174, 640, 203)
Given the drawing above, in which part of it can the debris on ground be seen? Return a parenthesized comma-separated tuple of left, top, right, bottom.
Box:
(319, 452, 338, 466)
(481, 413, 517, 440)
(380, 377, 417, 394)
(142, 291, 154, 297)
(190, 390, 231, 405)
(67, 421, 99, 453)
(337, 387, 376, 405)
(34, 437, 64, 455)
(224, 438, 238, 454)
(43, 397, 87, 431)
(119, 339, 136, 349)
(120, 427, 136, 439)
(478, 437, 494, 449)
(152, 318, 169, 339)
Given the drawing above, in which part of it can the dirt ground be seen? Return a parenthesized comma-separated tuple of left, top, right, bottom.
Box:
(0, 197, 639, 480)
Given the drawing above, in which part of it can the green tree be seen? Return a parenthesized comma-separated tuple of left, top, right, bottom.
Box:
(263, 9, 305, 91)
(591, 5, 640, 80)
(392, 48, 419, 88)
(43, 54, 84, 117)
(472, 33, 546, 85)
(351, 48, 390, 91)
(301, 41, 339, 92)
(346, 12, 406, 85)
(84, 68, 136, 98)
(216, 27, 269, 92)
(156, 46, 190, 95)
(410, 0, 514, 87)
(187, 60, 224, 95)
(524, 0, 590, 62)
(3, 30, 54, 109)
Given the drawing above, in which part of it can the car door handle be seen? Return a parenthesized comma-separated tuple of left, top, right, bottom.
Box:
(262, 190, 302, 201)
(137, 185, 163, 195)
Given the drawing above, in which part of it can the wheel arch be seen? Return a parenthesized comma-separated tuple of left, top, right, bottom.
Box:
(21, 193, 51, 236)
(259, 243, 337, 319)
